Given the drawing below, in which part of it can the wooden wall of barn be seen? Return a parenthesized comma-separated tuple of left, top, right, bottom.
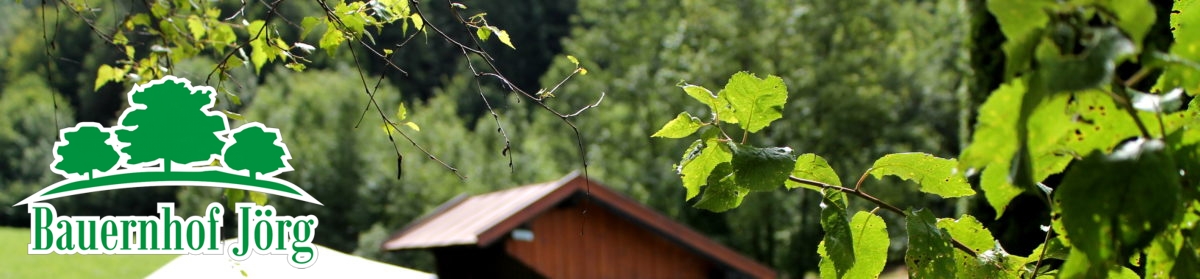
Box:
(503, 197, 720, 278)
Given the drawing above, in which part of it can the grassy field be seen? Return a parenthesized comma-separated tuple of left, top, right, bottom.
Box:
(0, 227, 178, 279)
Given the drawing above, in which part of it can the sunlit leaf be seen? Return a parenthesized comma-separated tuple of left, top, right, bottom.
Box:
(788, 153, 841, 191)
(906, 208, 957, 277)
(652, 112, 703, 138)
(681, 84, 737, 123)
(1158, 0, 1200, 95)
(679, 136, 732, 200)
(403, 122, 420, 131)
(870, 153, 974, 198)
(818, 212, 889, 279)
(249, 191, 268, 205)
(187, 16, 206, 40)
(721, 72, 786, 133)
(225, 189, 244, 210)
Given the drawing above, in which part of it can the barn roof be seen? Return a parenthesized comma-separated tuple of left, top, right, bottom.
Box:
(382, 171, 776, 278)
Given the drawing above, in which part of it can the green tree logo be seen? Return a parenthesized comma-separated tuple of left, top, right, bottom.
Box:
(223, 123, 292, 180)
(15, 76, 321, 206)
(115, 77, 229, 172)
(50, 123, 121, 180)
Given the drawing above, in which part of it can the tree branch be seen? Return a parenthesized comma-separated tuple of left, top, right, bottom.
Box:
(788, 175, 980, 258)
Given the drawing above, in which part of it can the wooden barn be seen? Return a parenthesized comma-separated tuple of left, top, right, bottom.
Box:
(382, 172, 777, 279)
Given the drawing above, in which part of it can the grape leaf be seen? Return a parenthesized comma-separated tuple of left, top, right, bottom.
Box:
(651, 112, 703, 138)
(906, 208, 957, 278)
(818, 212, 889, 279)
(819, 190, 853, 277)
(729, 143, 796, 191)
(788, 153, 841, 191)
(870, 153, 974, 198)
(720, 72, 787, 133)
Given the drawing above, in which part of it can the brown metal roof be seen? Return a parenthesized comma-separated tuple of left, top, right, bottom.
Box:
(382, 171, 777, 278)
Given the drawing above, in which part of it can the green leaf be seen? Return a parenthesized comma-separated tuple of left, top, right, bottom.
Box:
(225, 189, 245, 210)
(1098, 0, 1156, 49)
(211, 23, 237, 53)
(300, 17, 321, 39)
(396, 102, 408, 121)
(721, 72, 787, 133)
(567, 55, 579, 66)
(936, 215, 992, 252)
(681, 84, 737, 123)
(250, 39, 269, 74)
(788, 153, 841, 191)
(987, 0, 1054, 44)
(937, 215, 1027, 278)
(486, 26, 515, 49)
(403, 122, 420, 132)
(819, 190, 854, 278)
(729, 143, 796, 192)
(818, 212, 889, 279)
(319, 27, 345, 56)
(1065, 91, 1144, 155)
(94, 64, 122, 91)
(476, 26, 491, 41)
(679, 137, 732, 200)
(961, 80, 1024, 170)
(222, 110, 244, 121)
(186, 16, 206, 40)
(870, 153, 974, 198)
(692, 163, 746, 212)
(906, 208, 957, 277)
(249, 191, 268, 205)
(1145, 228, 1182, 278)
(979, 161, 1024, 218)
(1056, 141, 1181, 268)
(652, 112, 703, 138)
(1034, 26, 1135, 93)
(1159, 0, 1200, 95)
(410, 14, 423, 32)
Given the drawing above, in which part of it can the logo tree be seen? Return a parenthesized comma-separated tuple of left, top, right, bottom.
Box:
(52, 123, 120, 180)
(115, 79, 229, 172)
(223, 123, 291, 179)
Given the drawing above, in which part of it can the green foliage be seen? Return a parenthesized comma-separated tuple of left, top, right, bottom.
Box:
(869, 153, 974, 198)
(816, 212, 889, 279)
(651, 112, 703, 138)
(52, 124, 120, 179)
(658, 1, 1200, 277)
(905, 208, 957, 277)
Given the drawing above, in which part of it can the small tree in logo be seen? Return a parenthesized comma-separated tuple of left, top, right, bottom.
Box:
(223, 123, 291, 179)
(52, 123, 120, 180)
(116, 79, 229, 172)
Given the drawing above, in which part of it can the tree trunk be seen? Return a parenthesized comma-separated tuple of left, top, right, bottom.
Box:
(164, 161, 171, 172)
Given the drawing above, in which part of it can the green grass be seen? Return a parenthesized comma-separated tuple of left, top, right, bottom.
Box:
(0, 227, 178, 279)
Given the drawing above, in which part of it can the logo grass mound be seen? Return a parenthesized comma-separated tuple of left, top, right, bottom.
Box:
(14, 76, 320, 206)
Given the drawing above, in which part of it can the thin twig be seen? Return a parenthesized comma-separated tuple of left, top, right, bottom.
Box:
(788, 175, 980, 257)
